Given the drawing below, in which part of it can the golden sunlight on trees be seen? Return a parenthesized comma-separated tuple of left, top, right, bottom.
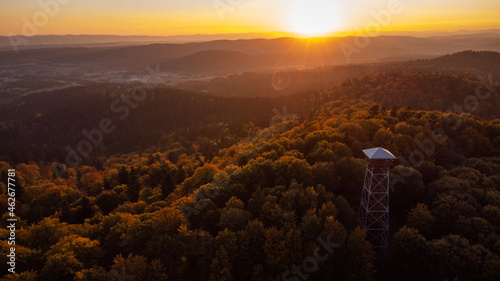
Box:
(1, 80, 499, 280)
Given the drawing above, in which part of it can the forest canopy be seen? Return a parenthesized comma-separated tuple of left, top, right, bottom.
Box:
(1, 52, 500, 281)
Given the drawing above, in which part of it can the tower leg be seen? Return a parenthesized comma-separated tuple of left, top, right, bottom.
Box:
(359, 161, 390, 254)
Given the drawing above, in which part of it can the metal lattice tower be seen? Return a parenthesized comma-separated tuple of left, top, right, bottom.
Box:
(359, 147, 396, 254)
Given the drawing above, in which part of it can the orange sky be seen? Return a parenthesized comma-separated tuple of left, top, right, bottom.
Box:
(1, 0, 499, 37)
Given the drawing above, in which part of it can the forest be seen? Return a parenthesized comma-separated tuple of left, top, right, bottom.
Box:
(0, 51, 500, 281)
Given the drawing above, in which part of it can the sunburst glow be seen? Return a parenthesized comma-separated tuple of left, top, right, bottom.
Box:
(288, 0, 343, 36)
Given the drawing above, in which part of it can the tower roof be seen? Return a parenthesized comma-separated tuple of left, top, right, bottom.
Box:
(362, 147, 397, 160)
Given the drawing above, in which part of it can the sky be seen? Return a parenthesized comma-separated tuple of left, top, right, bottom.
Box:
(1, 0, 499, 37)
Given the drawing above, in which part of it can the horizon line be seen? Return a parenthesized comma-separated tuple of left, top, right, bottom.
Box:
(3, 28, 500, 38)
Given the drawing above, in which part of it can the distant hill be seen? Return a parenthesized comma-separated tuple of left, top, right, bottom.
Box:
(176, 51, 500, 98)
(2, 33, 500, 71)
(0, 32, 294, 49)
(2, 29, 499, 49)
(160, 50, 269, 74)
(423, 50, 500, 74)
(438, 50, 500, 61)
(1, 51, 499, 164)
(1, 36, 500, 105)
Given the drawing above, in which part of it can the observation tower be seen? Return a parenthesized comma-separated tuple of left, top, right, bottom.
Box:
(359, 147, 396, 253)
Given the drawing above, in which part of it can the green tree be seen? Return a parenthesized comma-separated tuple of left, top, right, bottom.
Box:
(259, 195, 287, 227)
(415, 161, 442, 185)
(482, 205, 500, 231)
(391, 166, 426, 223)
(127, 167, 141, 202)
(392, 226, 429, 280)
(323, 216, 347, 245)
(406, 203, 436, 238)
(209, 246, 233, 281)
(61, 196, 94, 224)
(218, 197, 252, 231)
(342, 227, 375, 281)
(301, 209, 322, 240)
(118, 166, 129, 185)
(96, 190, 122, 215)
(263, 227, 288, 276)
(453, 216, 495, 245)
(429, 234, 500, 281)
(272, 156, 312, 186)
(319, 201, 339, 221)
(432, 194, 479, 233)
(332, 158, 366, 202)
(40, 252, 83, 281)
(139, 186, 162, 204)
(243, 219, 266, 265)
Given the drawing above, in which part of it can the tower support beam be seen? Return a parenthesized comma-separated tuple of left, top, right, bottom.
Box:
(359, 147, 396, 254)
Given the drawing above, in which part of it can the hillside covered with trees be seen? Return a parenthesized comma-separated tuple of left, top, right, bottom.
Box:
(1, 52, 500, 281)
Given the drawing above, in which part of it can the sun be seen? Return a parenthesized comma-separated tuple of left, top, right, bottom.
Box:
(288, 0, 343, 37)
